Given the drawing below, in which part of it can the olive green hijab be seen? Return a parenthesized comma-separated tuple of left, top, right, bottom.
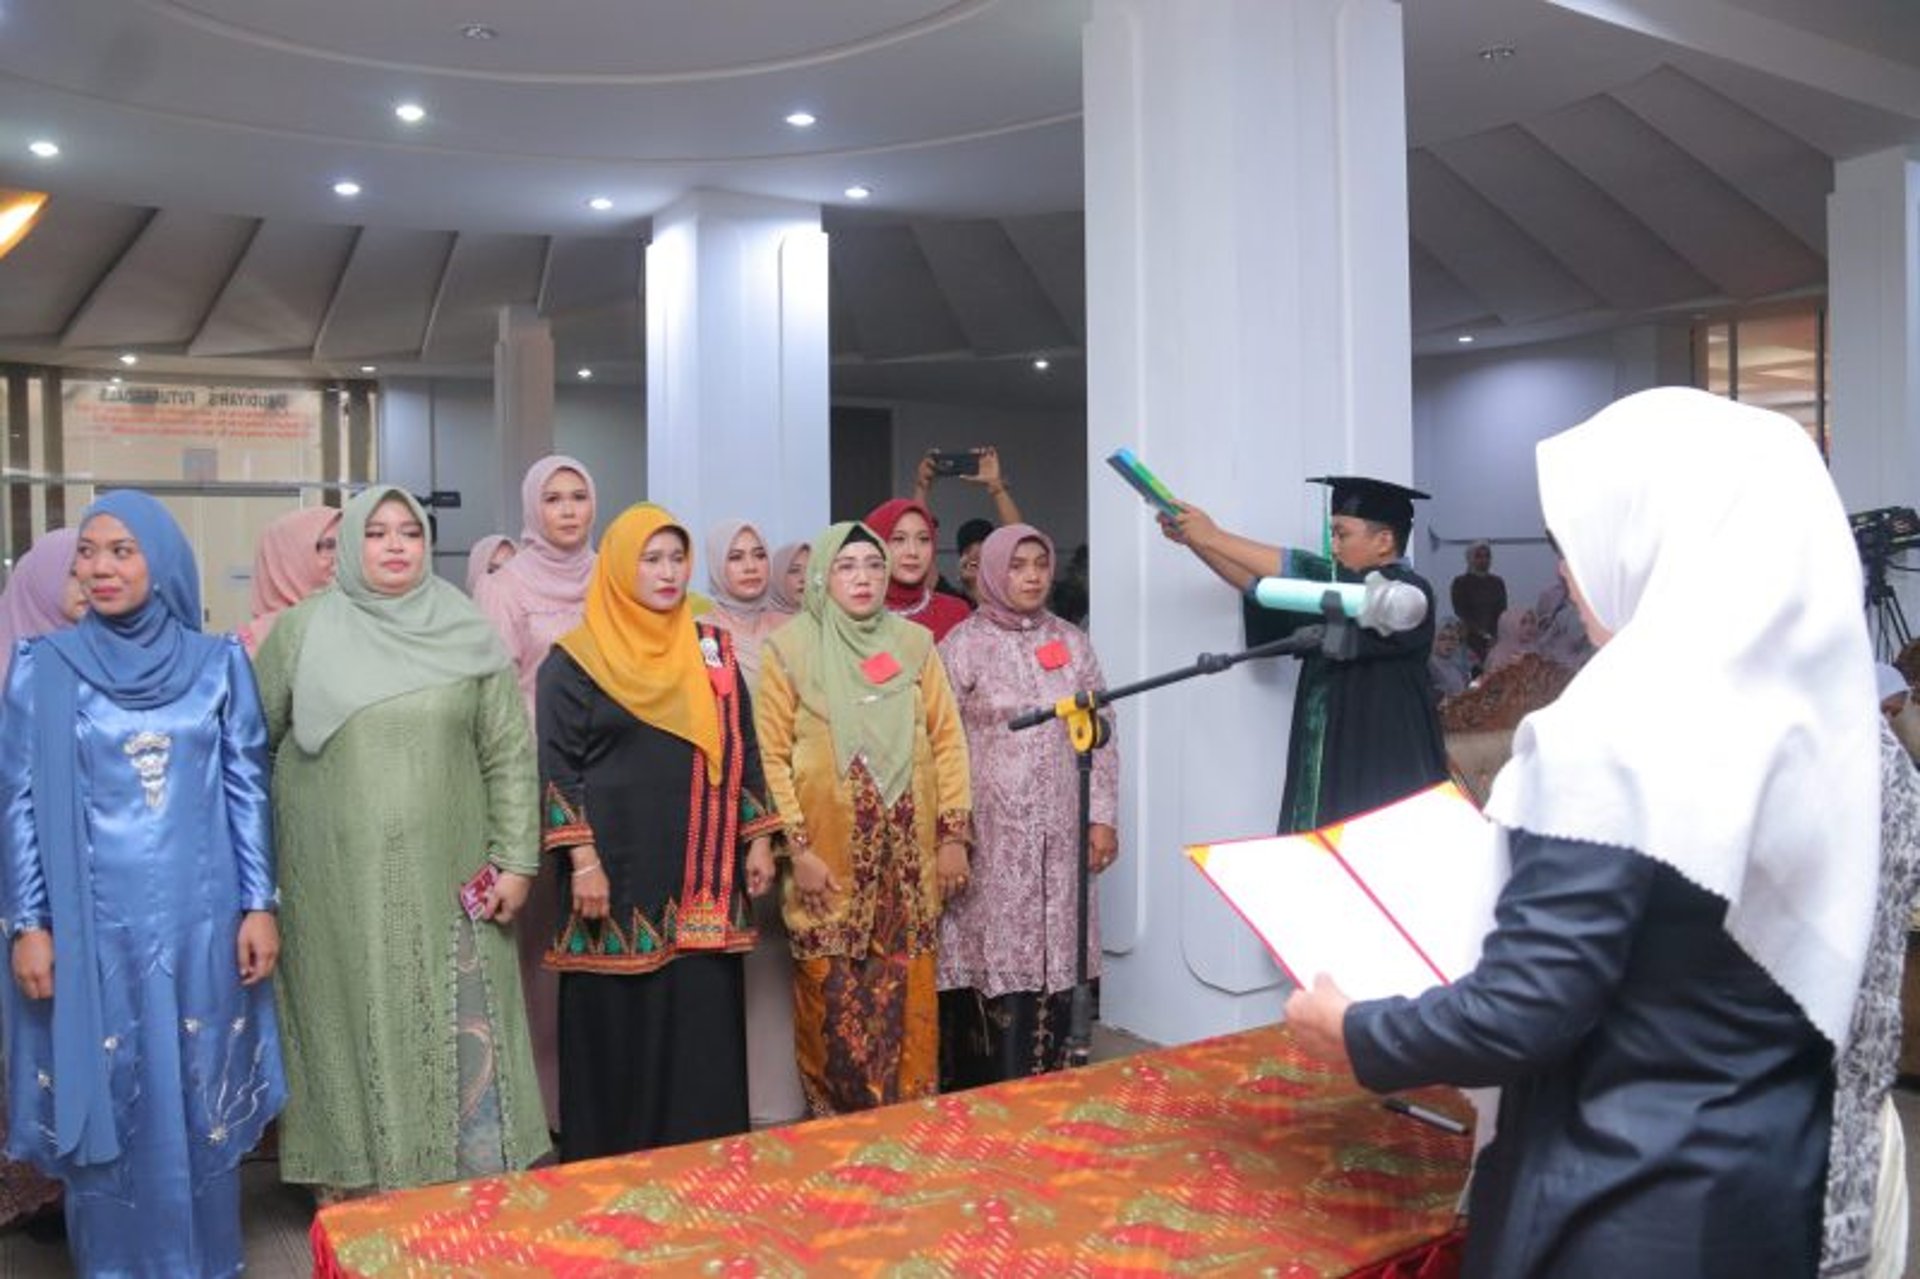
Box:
(767, 521, 933, 803)
(290, 486, 510, 753)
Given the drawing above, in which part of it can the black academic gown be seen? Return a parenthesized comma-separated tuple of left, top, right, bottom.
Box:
(1344, 831, 1832, 1279)
(1244, 558, 1449, 831)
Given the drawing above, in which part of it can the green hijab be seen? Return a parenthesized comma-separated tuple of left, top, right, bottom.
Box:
(768, 521, 933, 804)
(290, 486, 510, 754)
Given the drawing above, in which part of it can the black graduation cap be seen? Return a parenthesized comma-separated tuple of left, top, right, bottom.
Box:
(1307, 476, 1430, 531)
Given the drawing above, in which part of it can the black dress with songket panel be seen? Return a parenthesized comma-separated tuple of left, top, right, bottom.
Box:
(536, 623, 782, 1161)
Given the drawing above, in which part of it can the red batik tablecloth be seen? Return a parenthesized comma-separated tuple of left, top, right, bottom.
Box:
(313, 1025, 1470, 1277)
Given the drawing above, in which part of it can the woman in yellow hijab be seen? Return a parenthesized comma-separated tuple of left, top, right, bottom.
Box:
(535, 504, 781, 1160)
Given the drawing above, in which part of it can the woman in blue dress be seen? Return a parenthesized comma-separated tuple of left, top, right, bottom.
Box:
(0, 491, 284, 1278)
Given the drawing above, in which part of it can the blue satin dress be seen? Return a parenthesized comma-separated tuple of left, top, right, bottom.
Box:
(0, 638, 284, 1279)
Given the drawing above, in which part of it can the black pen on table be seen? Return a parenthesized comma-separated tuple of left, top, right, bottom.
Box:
(1381, 1096, 1468, 1135)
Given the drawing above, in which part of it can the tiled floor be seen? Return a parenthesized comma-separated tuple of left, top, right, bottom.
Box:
(0, 1021, 1164, 1276)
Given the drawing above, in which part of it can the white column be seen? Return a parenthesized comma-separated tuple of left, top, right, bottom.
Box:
(493, 304, 555, 528)
(645, 190, 831, 548)
(1829, 149, 1920, 512)
(1084, 0, 1414, 1046)
(1828, 148, 1920, 648)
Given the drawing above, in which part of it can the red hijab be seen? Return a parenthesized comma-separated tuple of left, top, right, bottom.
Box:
(865, 497, 972, 641)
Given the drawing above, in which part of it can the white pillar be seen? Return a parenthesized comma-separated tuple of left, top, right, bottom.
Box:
(644, 190, 831, 549)
(1828, 148, 1920, 650)
(493, 304, 555, 528)
(1084, 0, 1414, 1046)
(1829, 148, 1920, 512)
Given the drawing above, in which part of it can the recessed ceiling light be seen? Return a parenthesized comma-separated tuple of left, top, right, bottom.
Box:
(785, 111, 817, 128)
(1477, 45, 1516, 62)
(359, 364, 378, 374)
(27, 140, 58, 159)
(844, 184, 872, 201)
(460, 23, 498, 40)
(576, 368, 593, 380)
(109, 376, 123, 386)
(1032, 358, 1051, 372)
(118, 353, 138, 366)
(587, 196, 614, 212)
(394, 102, 426, 124)
(332, 180, 361, 197)
(1456, 335, 1475, 344)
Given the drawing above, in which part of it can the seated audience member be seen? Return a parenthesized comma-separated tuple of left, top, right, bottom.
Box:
(1430, 618, 1471, 699)
(1286, 387, 1879, 1277)
(1533, 575, 1593, 671)
(1483, 606, 1538, 674)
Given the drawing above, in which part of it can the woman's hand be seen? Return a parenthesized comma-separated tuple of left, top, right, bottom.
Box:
(744, 836, 776, 898)
(962, 446, 1004, 491)
(1283, 973, 1353, 1069)
(936, 840, 971, 902)
(236, 912, 280, 986)
(790, 848, 841, 916)
(486, 870, 533, 924)
(1089, 823, 1119, 873)
(11, 929, 51, 1001)
(569, 845, 610, 921)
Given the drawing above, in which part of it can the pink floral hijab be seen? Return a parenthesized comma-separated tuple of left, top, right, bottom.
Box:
(974, 523, 1055, 632)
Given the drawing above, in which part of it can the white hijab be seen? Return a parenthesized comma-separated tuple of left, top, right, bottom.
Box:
(1486, 387, 1879, 1051)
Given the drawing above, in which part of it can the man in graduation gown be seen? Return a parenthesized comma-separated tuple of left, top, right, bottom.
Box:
(1160, 476, 1449, 831)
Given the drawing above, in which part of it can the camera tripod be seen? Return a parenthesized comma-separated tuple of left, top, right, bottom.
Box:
(1865, 552, 1912, 662)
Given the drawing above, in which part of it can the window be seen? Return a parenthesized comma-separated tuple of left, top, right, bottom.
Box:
(1691, 304, 1829, 455)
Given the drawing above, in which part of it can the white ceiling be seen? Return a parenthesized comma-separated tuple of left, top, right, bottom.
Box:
(0, 0, 1917, 406)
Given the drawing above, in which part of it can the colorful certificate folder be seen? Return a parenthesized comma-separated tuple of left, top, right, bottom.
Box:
(1105, 447, 1182, 517)
(1186, 783, 1508, 1002)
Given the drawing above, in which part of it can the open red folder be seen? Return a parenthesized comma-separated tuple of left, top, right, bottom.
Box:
(1186, 782, 1509, 1002)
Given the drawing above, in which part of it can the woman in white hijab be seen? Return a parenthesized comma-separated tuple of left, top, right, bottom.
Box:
(1288, 388, 1880, 1278)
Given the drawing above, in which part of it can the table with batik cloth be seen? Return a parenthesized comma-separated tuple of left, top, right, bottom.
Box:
(312, 1025, 1471, 1277)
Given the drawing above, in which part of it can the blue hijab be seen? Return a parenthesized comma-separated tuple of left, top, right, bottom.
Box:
(35, 491, 221, 1166)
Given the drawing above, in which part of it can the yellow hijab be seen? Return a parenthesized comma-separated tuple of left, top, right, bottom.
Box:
(556, 503, 722, 781)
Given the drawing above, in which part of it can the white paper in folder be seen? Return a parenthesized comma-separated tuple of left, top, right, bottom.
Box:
(1185, 782, 1509, 1003)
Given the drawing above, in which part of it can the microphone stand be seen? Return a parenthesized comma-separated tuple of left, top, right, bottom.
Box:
(1007, 592, 1354, 1068)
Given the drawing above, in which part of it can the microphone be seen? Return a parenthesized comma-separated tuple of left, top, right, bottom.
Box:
(1251, 571, 1428, 636)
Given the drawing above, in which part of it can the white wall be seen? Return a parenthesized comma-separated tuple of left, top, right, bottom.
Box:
(1411, 325, 1689, 615)
(379, 377, 646, 580)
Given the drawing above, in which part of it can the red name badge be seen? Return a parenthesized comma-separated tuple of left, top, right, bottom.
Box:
(1035, 639, 1071, 671)
(861, 651, 902, 685)
(706, 664, 735, 699)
